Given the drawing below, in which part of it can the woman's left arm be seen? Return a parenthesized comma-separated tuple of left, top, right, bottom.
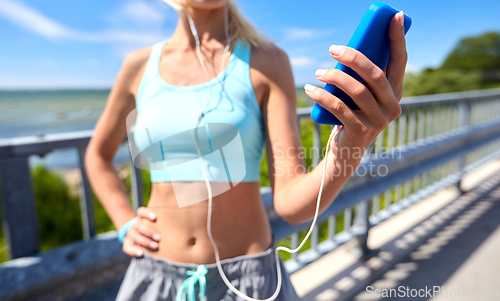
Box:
(266, 11, 407, 226)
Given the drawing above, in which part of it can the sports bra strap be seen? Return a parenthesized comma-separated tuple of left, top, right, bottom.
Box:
(142, 39, 169, 85)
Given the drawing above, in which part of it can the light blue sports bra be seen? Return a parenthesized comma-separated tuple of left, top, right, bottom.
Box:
(131, 38, 265, 183)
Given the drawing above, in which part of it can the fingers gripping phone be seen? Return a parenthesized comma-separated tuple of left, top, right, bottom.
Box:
(310, 1, 412, 125)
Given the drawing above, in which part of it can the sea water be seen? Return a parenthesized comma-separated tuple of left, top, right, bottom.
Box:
(0, 90, 131, 169)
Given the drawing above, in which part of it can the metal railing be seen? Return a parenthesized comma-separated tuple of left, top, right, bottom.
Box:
(1, 88, 500, 299)
(280, 88, 500, 272)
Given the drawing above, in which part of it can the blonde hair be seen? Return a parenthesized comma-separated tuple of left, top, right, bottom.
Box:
(162, 0, 272, 48)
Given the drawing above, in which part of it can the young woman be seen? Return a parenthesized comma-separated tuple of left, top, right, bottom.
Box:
(85, 0, 407, 300)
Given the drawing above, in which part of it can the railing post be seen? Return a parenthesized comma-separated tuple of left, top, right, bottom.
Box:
(312, 122, 321, 167)
(328, 215, 337, 244)
(290, 232, 299, 263)
(130, 164, 144, 211)
(311, 224, 319, 253)
(395, 111, 407, 202)
(408, 108, 416, 143)
(417, 106, 425, 141)
(310, 122, 321, 254)
(78, 146, 96, 240)
(353, 199, 371, 260)
(375, 131, 383, 154)
(0, 157, 40, 258)
(456, 101, 472, 193)
(458, 100, 472, 128)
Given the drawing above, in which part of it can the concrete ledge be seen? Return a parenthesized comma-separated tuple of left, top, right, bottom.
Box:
(0, 232, 129, 301)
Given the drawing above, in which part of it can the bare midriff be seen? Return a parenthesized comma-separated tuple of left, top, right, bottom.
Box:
(138, 181, 273, 264)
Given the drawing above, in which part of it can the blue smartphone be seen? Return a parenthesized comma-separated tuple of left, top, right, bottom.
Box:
(310, 1, 412, 125)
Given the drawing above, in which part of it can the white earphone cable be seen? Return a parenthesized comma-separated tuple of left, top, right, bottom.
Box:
(185, 5, 339, 300)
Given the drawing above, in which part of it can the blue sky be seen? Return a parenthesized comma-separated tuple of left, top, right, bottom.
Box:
(0, 0, 499, 90)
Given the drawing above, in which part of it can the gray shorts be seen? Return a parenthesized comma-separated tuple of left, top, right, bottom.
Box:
(115, 240, 301, 301)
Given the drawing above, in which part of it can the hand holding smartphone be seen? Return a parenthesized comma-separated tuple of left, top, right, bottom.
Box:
(311, 1, 412, 125)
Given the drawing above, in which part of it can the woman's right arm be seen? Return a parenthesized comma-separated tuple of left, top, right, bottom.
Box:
(85, 49, 160, 256)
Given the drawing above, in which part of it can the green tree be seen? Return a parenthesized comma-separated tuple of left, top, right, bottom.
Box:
(32, 165, 83, 250)
(441, 32, 500, 74)
(404, 31, 500, 97)
(404, 68, 482, 96)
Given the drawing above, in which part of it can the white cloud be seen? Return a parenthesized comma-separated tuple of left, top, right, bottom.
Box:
(70, 30, 166, 45)
(104, 0, 170, 27)
(0, 0, 170, 47)
(0, 0, 70, 38)
(119, 1, 167, 26)
(290, 56, 316, 68)
(282, 27, 335, 41)
(283, 27, 316, 40)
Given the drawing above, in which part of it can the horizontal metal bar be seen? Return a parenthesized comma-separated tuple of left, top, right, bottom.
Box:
(295, 89, 500, 120)
(400, 88, 500, 107)
(296, 107, 312, 119)
(0, 232, 128, 300)
(269, 119, 500, 240)
(0, 130, 93, 158)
